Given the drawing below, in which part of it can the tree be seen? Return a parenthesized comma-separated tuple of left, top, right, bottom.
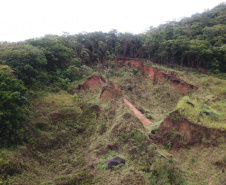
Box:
(28, 35, 74, 71)
(174, 36, 190, 66)
(203, 24, 226, 45)
(80, 48, 90, 64)
(163, 40, 175, 63)
(188, 39, 212, 68)
(0, 71, 27, 145)
(143, 29, 161, 61)
(0, 44, 47, 85)
(66, 65, 82, 81)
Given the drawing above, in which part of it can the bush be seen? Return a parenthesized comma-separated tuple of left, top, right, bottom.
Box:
(0, 150, 12, 183)
(72, 93, 79, 102)
(70, 57, 82, 67)
(150, 158, 187, 185)
(0, 44, 47, 85)
(0, 71, 27, 145)
(80, 65, 93, 77)
(132, 67, 139, 75)
(66, 65, 82, 81)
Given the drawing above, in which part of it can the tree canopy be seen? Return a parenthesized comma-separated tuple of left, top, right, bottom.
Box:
(0, 70, 27, 144)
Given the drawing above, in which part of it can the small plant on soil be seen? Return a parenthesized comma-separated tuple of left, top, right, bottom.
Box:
(72, 93, 79, 102)
(98, 160, 107, 170)
(166, 141, 172, 150)
(169, 158, 174, 163)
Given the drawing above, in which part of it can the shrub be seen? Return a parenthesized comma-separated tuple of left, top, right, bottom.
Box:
(66, 65, 82, 81)
(118, 60, 124, 67)
(0, 71, 27, 145)
(0, 150, 12, 183)
(132, 67, 139, 75)
(169, 158, 174, 163)
(0, 44, 47, 85)
(80, 65, 93, 77)
(150, 158, 187, 185)
(72, 93, 79, 102)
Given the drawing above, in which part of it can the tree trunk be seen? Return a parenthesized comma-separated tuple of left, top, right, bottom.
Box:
(180, 54, 184, 67)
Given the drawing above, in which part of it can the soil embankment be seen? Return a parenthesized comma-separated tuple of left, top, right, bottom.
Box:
(113, 59, 197, 94)
(123, 98, 152, 126)
(78, 75, 106, 92)
(100, 83, 122, 101)
(151, 111, 226, 149)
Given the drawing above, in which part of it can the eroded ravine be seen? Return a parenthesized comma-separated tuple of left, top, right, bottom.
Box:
(78, 70, 225, 184)
(113, 58, 198, 94)
(123, 97, 152, 126)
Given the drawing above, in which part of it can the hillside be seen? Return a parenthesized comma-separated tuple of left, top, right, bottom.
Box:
(0, 3, 226, 185)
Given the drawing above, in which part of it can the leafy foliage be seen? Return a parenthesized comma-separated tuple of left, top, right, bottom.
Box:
(0, 44, 47, 85)
(0, 71, 27, 144)
(28, 35, 74, 71)
(0, 4, 225, 184)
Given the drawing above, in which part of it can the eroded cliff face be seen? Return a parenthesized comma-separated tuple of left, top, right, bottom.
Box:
(100, 82, 122, 101)
(113, 59, 198, 94)
(151, 111, 226, 150)
(78, 75, 106, 92)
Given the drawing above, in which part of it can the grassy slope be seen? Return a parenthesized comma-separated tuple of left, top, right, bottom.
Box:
(109, 67, 184, 123)
(1, 91, 103, 184)
(0, 63, 226, 184)
(170, 145, 226, 185)
(100, 64, 226, 184)
(152, 63, 226, 129)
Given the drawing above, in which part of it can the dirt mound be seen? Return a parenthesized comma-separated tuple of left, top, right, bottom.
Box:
(100, 82, 122, 101)
(123, 98, 152, 126)
(113, 59, 198, 94)
(78, 75, 106, 92)
(151, 111, 226, 150)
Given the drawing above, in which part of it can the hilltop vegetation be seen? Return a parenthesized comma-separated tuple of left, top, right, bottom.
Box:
(0, 4, 226, 82)
(0, 3, 226, 185)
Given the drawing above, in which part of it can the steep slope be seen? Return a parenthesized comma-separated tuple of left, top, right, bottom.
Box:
(113, 58, 198, 94)
(1, 60, 226, 185)
(151, 111, 226, 149)
(123, 98, 152, 126)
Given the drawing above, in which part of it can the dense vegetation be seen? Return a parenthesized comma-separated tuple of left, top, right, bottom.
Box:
(0, 4, 225, 84)
(0, 71, 27, 145)
(0, 3, 226, 185)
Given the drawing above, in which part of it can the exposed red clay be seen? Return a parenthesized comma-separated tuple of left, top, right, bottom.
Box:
(151, 111, 226, 149)
(78, 75, 106, 92)
(100, 82, 122, 101)
(123, 97, 152, 126)
(113, 59, 198, 94)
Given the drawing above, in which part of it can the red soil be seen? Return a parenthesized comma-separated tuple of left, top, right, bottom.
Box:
(123, 97, 152, 126)
(78, 75, 106, 92)
(100, 83, 122, 101)
(113, 59, 198, 94)
(151, 111, 226, 149)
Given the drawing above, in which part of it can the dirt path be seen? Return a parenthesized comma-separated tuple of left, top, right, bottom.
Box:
(209, 174, 215, 185)
(123, 98, 152, 126)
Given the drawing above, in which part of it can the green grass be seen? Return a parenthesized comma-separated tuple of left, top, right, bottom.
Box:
(176, 96, 226, 129)
(107, 65, 184, 125)
(129, 61, 226, 129)
(1, 62, 226, 184)
(0, 90, 103, 184)
(172, 73, 226, 129)
(169, 144, 226, 185)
